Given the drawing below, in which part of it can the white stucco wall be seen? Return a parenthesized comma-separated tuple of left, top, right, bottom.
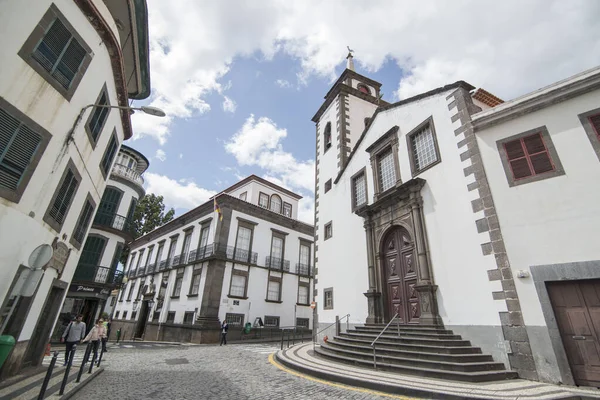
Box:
(475, 89, 600, 327)
(0, 0, 129, 343)
(316, 91, 504, 327)
(346, 95, 378, 151)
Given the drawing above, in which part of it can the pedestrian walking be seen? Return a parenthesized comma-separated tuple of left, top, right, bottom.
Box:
(82, 318, 107, 363)
(101, 318, 110, 352)
(61, 315, 86, 366)
(220, 321, 228, 346)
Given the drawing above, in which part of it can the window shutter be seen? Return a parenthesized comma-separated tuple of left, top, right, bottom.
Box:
(1, 109, 42, 191)
(523, 133, 553, 175)
(79, 236, 106, 267)
(101, 136, 118, 174)
(49, 169, 78, 224)
(590, 115, 600, 139)
(53, 39, 86, 89)
(88, 92, 109, 141)
(33, 19, 71, 72)
(73, 200, 95, 244)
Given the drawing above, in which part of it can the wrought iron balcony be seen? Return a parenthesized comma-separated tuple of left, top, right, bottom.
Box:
(73, 264, 123, 287)
(146, 263, 156, 274)
(93, 210, 134, 236)
(159, 260, 167, 271)
(185, 243, 258, 265)
(172, 255, 181, 267)
(266, 256, 290, 272)
(127, 268, 136, 278)
(296, 262, 311, 276)
(111, 163, 144, 187)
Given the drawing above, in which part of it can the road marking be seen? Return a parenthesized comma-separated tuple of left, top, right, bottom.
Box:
(268, 354, 418, 400)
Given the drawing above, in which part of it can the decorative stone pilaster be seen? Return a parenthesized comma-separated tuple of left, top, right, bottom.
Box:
(414, 284, 442, 325)
(363, 290, 382, 324)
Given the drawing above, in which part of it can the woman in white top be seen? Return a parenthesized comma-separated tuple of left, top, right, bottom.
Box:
(83, 319, 107, 362)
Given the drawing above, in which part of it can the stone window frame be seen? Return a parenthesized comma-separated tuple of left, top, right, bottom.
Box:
(144, 244, 155, 271)
(84, 83, 111, 148)
(296, 317, 310, 328)
(166, 311, 176, 323)
(323, 287, 334, 310)
(264, 315, 280, 327)
(298, 238, 312, 275)
(496, 126, 565, 187)
(166, 234, 179, 268)
(126, 279, 137, 301)
(269, 229, 287, 269)
(43, 158, 81, 233)
(324, 179, 332, 193)
(196, 218, 212, 258)
(234, 218, 257, 260)
(324, 221, 333, 241)
(323, 122, 332, 154)
(171, 268, 185, 298)
(258, 192, 269, 208)
(265, 274, 282, 303)
(269, 193, 282, 213)
(366, 126, 401, 201)
(187, 264, 203, 297)
(122, 311, 128, 319)
(180, 226, 194, 264)
(228, 268, 249, 299)
(134, 248, 145, 275)
(406, 116, 442, 177)
(18, 4, 93, 101)
(70, 192, 96, 249)
(183, 311, 195, 324)
(0, 96, 52, 203)
(350, 167, 368, 212)
(155, 240, 166, 267)
(100, 129, 119, 179)
(283, 202, 292, 218)
(297, 281, 310, 306)
(578, 107, 600, 162)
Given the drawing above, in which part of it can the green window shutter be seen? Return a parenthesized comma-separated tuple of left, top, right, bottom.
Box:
(87, 92, 109, 141)
(32, 18, 86, 89)
(111, 243, 124, 272)
(49, 169, 79, 224)
(0, 108, 42, 191)
(101, 135, 118, 175)
(73, 200, 95, 244)
(78, 236, 106, 267)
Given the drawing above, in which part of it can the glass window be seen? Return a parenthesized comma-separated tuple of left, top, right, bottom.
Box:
(239, 192, 247, 201)
(411, 124, 438, 172)
(283, 203, 292, 218)
(271, 237, 283, 260)
(225, 313, 244, 326)
(300, 244, 310, 266)
(258, 193, 269, 208)
(270, 194, 282, 213)
(189, 267, 202, 296)
(298, 286, 309, 305)
(100, 134, 118, 176)
(352, 172, 367, 208)
(378, 148, 396, 192)
(230, 274, 246, 297)
(172, 271, 184, 297)
(181, 231, 192, 262)
(72, 198, 95, 245)
(183, 312, 195, 324)
(267, 280, 280, 301)
(264, 316, 280, 327)
(236, 226, 251, 251)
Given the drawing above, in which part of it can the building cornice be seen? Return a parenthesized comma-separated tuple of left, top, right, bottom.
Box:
(74, 0, 134, 140)
(472, 66, 600, 131)
(221, 175, 302, 200)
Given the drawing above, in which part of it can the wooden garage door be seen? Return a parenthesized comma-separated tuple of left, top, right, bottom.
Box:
(547, 280, 600, 387)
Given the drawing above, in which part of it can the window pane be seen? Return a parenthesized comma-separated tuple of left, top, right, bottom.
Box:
(270, 195, 282, 213)
(283, 203, 292, 217)
(236, 227, 251, 251)
(530, 153, 554, 175)
(259, 193, 269, 208)
(378, 148, 396, 192)
(267, 281, 280, 301)
(523, 133, 545, 155)
(191, 273, 202, 295)
(504, 140, 525, 160)
(32, 19, 70, 72)
(298, 286, 309, 304)
(199, 226, 210, 248)
(49, 169, 78, 224)
(353, 173, 366, 206)
(230, 275, 246, 297)
(271, 237, 283, 259)
(412, 125, 437, 171)
(300, 245, 310, 266)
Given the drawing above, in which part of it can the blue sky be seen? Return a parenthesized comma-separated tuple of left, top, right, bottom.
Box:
(126, 1, 600, 223)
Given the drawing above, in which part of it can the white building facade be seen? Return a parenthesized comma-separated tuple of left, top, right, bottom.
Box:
(53, 145, 148, 337)
(0, 0, 150, 377)
(112, 176, 314, 343)
(313, 58, 600, 386)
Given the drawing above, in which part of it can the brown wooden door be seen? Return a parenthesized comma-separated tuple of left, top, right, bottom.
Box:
(547, 280, 600, 387)
(382, 228, 419, 324)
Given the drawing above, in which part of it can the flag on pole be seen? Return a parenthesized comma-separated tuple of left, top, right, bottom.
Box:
(214, 197, 223, 221)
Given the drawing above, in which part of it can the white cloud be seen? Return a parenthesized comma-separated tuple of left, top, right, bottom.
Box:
(179, 153, 183, 159)
(145, 173, 216, 211)
(154, 149, 167, 161)
(225, 115, 315, 193)
(222, 96, 237, 113)
(275, 79, 292, 89)
(298, 197, 315, 224)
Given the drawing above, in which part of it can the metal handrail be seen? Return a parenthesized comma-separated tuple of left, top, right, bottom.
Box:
(370, 313, 400, 369)
(313, 314, 350, 351)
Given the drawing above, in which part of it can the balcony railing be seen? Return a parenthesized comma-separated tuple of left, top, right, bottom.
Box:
(93, 210, 134, 236)
(266, 256, 290, 272)
(146, 263, 156, 274)
(183, 243, 258, 265)
(111, 163, 144, 187)
(296, 262, 311, 276)
(127, 268, 136, 278)
(73, 264, 123, 287)
(159, 260, 167, 271)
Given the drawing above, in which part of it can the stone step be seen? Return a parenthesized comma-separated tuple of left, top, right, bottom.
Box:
(340, 332, 473, 347)
(360, 325, 454, 334)
(314, 347, 519, 383)
(320, 343, 505, 373)
(349, 328, 462, 340)
(333, 336, 483, 354)
(325, 339, 494, 363)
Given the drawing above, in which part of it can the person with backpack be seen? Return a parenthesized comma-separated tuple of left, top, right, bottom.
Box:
(61, 315, 86, 366)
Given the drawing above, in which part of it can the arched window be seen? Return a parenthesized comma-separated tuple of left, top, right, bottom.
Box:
(357, 84, 371, 95)
(270, 194, 282, 213)
(324, 122, 332, 153)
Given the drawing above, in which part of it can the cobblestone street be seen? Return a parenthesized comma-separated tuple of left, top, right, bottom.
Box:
(72, 343, 417, 400)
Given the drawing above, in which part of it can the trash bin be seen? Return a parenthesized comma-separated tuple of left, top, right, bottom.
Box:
(0, 335, 16, 369)
(243, 323, 252, 334)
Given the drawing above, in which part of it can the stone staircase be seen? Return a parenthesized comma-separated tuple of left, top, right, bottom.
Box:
(314, 324, 519, 382)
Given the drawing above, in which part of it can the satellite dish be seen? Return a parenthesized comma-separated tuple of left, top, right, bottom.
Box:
(28, 244, 53, 270)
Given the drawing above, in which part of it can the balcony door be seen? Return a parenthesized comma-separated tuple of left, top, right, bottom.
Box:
(95, 187, 122, 227)
(76, 236, 107, 281)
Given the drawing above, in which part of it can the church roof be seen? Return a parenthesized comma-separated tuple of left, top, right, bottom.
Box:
(334, 80, 475, 184)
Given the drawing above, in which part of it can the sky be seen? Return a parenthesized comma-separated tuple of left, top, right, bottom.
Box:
(127, 0, 600, 224)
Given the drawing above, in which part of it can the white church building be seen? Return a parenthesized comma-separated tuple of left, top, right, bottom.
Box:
(313, 55, 600, 387)
(111, 175, 314, 343)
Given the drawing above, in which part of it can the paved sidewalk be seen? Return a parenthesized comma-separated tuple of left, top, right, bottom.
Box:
(275, 343, 600, 400)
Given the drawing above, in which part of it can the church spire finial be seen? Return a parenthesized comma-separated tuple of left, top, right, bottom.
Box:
(346, 46, 355, 71)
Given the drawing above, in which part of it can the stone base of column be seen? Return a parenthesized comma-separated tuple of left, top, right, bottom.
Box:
(415, 283, 443, 326)
(363, 290, 382, 324)
(195, 316, 221, 330)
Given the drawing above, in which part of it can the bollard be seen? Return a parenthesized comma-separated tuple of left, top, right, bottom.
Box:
(286, 330, 290, 348)
(116, 329, 121, 344)
(59, 344, 76, 395)
(292, 328, 296, 346)
(76, 342, 92, 383)
(96, 345, 104, 368)
(280, 330, 284, 350)
(88, 343, 97, 374)
(37, 351, 58, 400)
